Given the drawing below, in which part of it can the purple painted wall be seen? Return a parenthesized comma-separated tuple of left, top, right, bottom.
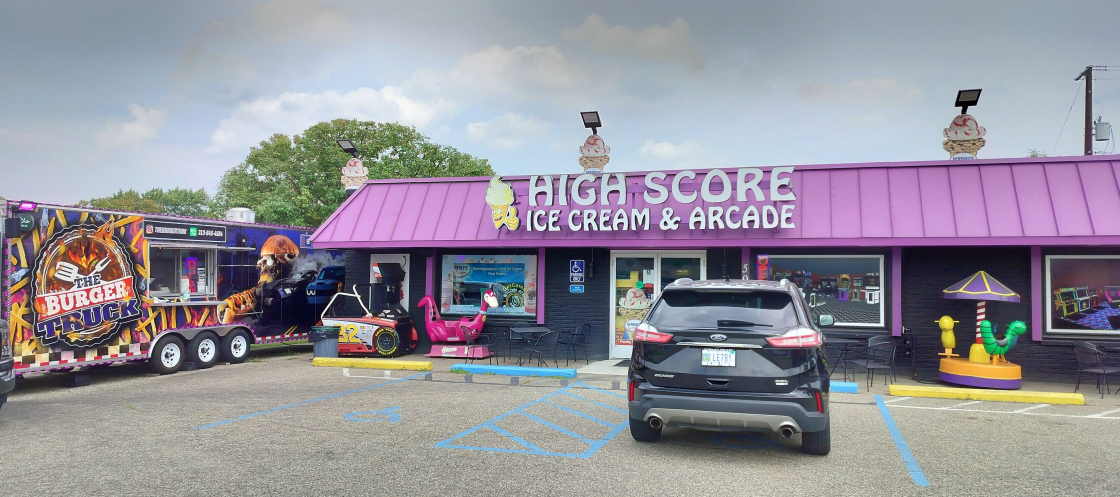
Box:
(311, 155, 1120, 249)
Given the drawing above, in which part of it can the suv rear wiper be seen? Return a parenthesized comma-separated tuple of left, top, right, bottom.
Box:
(717, 319, 772, 328)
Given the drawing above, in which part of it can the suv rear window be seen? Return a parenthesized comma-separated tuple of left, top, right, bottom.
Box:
(646, 289, 800, 329)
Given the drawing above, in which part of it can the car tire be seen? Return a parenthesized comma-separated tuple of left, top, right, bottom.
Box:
(629, 417, 662, 443)
(800, 418, 831, 456)
(220, 329, 252, 364)
(189, 332, 220, 369)
(374, 327, 400, 357)
(149, 336, 185, 375)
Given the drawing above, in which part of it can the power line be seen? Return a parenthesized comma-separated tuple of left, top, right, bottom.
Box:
(1052, 79, 1083, 156)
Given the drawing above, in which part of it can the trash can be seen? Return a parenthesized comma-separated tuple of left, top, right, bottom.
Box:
(309, 325, 341, 358)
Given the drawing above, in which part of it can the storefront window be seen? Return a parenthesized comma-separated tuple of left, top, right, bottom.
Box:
(149, 247, 214, 296)
(1046, 255, 1120, 334)
(764, 255, 885, 327)
(440, 254, 537, 316)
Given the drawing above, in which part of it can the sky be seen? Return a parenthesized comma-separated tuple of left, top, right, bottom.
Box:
(2, 0, 1119, 205)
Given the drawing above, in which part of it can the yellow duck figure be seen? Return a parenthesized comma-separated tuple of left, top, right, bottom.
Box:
(936, 315, 959, 357)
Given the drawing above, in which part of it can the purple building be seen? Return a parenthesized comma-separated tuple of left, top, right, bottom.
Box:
(311, 154, 1120, 382)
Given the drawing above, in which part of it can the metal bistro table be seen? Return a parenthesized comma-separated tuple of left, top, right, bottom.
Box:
(508, 326, 552, 365)
(824, 337, 865, 383)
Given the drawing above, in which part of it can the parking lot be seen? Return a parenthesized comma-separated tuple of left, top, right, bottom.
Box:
(3, 346, 1119, 496)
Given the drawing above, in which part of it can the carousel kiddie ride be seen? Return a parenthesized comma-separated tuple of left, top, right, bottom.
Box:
(416, 289, 498, 359)
(936, 271, 1025, 389)
(319, 263, 417, 357)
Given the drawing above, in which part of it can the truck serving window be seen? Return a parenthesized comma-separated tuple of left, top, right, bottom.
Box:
(647, 289, 800, 329)
(149, 247, 215, 296)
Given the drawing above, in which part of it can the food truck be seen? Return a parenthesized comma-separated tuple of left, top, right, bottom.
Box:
(2, 201, 343, 377)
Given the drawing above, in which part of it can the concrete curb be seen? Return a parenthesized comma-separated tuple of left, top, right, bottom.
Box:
(312, 357, 433, 371)
(888, 384, 1085, 405)
(830, 381, 859, 393)
(450, 364, 577, 378)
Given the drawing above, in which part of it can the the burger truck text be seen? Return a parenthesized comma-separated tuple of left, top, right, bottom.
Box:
(2, 201, 343, 384)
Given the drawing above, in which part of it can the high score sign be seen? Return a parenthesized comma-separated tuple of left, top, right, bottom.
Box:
(519, 167, 796, 233)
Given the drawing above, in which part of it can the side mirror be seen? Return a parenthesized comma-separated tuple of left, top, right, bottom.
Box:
(818, 314, 835, 327)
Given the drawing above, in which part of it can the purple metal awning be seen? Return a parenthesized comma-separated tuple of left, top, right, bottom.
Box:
(310, 155, 1120, 249)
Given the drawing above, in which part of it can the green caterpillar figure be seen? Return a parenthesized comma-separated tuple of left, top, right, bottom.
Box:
(980, 320, 1026, 365)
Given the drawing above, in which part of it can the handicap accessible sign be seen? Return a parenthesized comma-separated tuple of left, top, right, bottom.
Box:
(570, 260, 585, 283)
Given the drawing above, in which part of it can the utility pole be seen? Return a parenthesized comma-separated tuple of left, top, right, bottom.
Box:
(1075, 66, 1094, 155)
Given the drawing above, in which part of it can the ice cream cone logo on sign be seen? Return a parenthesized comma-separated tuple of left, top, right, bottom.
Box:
(942, 114, 987, 160)
(579, 134, 610, 173)
(341, 157, 369, 189)
(485, 176, 520, 231)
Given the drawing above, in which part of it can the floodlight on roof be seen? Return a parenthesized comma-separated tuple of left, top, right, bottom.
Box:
(580, 111, 602, 134)
(955, 89, 982, 114)
(336, 139, 359, 158)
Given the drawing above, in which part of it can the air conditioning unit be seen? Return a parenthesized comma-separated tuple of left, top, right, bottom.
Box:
(225, 207, 255, 223)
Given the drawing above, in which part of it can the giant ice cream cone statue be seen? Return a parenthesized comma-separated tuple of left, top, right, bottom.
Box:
(341, 157, 369, 189)
(485, 176, 520, 231)
(942, 114, 986, 160)
(579, 134, 610, 173)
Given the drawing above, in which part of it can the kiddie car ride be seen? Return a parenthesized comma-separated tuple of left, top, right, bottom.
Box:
(319, 263, 416, 357)
(417, 289, 498, 359)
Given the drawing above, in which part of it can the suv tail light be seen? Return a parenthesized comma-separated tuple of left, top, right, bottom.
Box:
(765, 329, 822, 348)
(633, 322, 673, 343)
(628, 381, 635, 401)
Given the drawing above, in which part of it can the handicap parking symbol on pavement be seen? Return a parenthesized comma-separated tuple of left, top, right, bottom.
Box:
(344, 407, 402, 423)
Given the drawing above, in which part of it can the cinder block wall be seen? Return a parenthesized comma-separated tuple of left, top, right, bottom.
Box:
(901, 246, 1079, 383)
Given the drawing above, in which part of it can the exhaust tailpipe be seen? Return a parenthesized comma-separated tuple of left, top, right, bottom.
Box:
(780, 426, 795, 439)
(649, 417, 663, 430)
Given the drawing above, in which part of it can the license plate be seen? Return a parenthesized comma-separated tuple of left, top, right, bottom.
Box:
(701, 348, 735, 367)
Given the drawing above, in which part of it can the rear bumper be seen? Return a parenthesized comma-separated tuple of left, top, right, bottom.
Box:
(0, 358, 14, 397)
(629, 390, 828, 433)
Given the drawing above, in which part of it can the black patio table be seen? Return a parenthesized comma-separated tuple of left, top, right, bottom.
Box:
(509, 326, 552, 365)
(824, 337, 865, 382)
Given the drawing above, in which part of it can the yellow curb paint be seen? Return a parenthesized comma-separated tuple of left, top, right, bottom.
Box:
(312, 357, 433, 371)
(887, 384, 1084, 405)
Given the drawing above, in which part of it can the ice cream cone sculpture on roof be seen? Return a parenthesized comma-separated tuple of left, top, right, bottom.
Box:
(341, 157, 369, 189)
(485, 176, 519, 231)
(942, 114, 986, 159)
(579, 134, 610, 173)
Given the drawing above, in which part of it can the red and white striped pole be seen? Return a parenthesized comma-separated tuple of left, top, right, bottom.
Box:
(975, 301, 986, 344)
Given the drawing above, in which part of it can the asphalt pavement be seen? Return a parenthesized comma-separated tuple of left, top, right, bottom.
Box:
(2, 345, 1118, 496)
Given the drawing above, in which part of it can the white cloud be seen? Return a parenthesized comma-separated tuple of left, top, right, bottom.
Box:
(798, 78, 923, 104)
(94, 104, 167, 148)
(252, 0, 353, 45)
(841, 111, 890, 128)
(466, 113, 551, 150)
(208, 86, 454, 152)
(451, 45, 589, 99)
(562, 14, 704, 70)
(639, 139, 724, 168)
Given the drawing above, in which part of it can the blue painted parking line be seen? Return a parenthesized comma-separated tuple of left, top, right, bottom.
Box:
(194, 372, 428, 430)
(434, 381, 629, 458)
(345, 407, 402, 423)
(830, 381, 859, 393)
(874, 395, 930, 487)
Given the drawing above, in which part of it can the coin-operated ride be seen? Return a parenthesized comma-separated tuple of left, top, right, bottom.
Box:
(319, 263, 417, 357)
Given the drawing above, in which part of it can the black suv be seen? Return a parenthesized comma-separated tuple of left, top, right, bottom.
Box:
(627, 279, 833, 455)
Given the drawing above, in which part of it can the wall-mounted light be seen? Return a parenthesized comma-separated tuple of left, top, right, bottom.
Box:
(581, 111, 602, 134)
(954, 89, 981, 115)
(14, 200, 37, 212)
(336, 139, 359, 158)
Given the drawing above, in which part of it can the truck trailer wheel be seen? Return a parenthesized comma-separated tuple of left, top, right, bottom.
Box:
(221, 329, 251, 364)
(189, 332, 220, 369)
(150, 336, 185, 375)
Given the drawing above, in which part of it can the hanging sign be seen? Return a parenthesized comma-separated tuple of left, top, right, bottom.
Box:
(143, 220, 226, 243)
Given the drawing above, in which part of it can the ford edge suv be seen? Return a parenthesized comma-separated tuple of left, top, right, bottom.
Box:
(627, 279, 833, 455)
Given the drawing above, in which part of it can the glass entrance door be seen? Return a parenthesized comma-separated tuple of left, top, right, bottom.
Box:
(610, 251, 706, 359)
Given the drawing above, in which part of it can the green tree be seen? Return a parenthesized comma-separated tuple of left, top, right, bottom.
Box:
(212, 119, 494, 227)
(79, 188, 214, 218)
(1027, 149, 1049, 157)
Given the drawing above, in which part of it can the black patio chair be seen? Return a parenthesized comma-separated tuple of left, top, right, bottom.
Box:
(522, 331, 562, 368)
(1073, 342, 1120, 399)
(557, 324, 592, 366)
(505, 322, 533, 364)
(460, 326, 497, 365)
(846, 336, 896, 391)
